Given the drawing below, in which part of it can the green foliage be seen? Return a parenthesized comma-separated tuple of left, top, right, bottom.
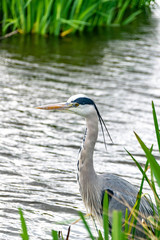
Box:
(135, 132, 160, 188)
(152, 101, 160, 152)
(79, 212, 95, 240)
(79, 197, 124, 240)
(112, 211, 123, 240)
(103, 191, 109, 240)
(132, 158, 149, 238)
(0, 0, 155, 36)
(19, 208, 29, 240)
(52, 230, 59, 240)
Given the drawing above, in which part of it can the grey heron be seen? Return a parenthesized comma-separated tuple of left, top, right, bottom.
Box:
(37, 94, 156, 238)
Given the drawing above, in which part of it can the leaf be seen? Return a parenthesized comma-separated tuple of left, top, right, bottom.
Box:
(52, 230, 59, 240)
(114, 0, 130, 24)
(19, 208, 29, 240)
(127, 198, 139, 235)
(134, 132, 160, 188)
(79, 212, 95, 240)
(124, 208, 128, 233)
(147, 216, 160, 230)
(126, 149, 151, 187)
(103, 191, 109, 240)
(122, 10, 142, 25)
(112, 211, 122, 240)
(98, 230, 103, 240)
(126, 148, 159, 201)
(152, 101, 160, 152)
(132, 155, 150, 238)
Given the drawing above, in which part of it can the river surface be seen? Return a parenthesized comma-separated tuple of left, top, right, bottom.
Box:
(0, 10, 160, 240)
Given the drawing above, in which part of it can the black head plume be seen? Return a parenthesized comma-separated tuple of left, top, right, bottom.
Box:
(94, 103, 113, 150)
(71, 96, 113, 149)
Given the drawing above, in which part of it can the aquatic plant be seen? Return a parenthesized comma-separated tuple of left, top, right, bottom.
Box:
(0, 0, 155, 37)
(19, 208, 29, 240)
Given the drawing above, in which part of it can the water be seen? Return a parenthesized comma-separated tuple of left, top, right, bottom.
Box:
(0, 12, 160, 240)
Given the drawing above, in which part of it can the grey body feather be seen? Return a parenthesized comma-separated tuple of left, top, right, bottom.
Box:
(77, 109, 156, 238)
(38, 94, 157, 239)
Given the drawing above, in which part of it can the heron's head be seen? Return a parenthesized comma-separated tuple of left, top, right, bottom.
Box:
(36, 94, 113, 145)
(36, 94, 97, 118)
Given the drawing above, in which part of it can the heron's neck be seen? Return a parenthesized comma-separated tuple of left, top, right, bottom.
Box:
(77, 113, 100, 216)
(78, 113, 98, 171)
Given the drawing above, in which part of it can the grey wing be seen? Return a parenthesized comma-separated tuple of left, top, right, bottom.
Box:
(100, 173, 156, 219)
(100, 174, 157, 237)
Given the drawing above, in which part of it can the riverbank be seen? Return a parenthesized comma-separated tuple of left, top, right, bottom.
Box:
(0, 0, 155, 37)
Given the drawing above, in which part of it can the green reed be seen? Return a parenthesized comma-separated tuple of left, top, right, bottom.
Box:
(0, 0, 155, 37)
(19, 208, 29, 240)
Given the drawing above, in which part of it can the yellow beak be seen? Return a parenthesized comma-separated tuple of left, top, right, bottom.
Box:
(36, 102, 72, 110)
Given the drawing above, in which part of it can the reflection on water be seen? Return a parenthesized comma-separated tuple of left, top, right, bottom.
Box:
(0, 12, 160, 240)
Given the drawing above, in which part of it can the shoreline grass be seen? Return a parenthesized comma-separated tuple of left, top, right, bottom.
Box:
(0, 0, 155, 37)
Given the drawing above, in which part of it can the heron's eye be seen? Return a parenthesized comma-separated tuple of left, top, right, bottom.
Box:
(74, 103, 79, 107)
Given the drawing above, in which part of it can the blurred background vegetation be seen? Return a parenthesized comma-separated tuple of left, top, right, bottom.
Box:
(0, 0, 156, 37)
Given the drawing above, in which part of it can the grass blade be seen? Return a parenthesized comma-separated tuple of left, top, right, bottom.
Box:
(114, 0, 130, 24)
(52, 230, 59, 240)
(126, 148, 159, 201)
(152, 101, 160, 152)
(19, 208, 29, 240)
(132, 157, 149, 238)
(150, 166, 160, 215)
(134, 132, 160, 188)
(79, 212, 95, 240)
(112, 210, 122, 240)
(98, 230, 103, 240)
(103, 191, 109, 240)
(123, 208, 130, 240)
(122, 10, 142, 25)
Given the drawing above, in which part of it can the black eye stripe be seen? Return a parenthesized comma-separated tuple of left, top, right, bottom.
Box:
(71, 97, 95, 105)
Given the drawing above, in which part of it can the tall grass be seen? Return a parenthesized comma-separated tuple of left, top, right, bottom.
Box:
(0, 0, 155, 37)
(19, 101, 159, 239)
(19, 208, 29, 240)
